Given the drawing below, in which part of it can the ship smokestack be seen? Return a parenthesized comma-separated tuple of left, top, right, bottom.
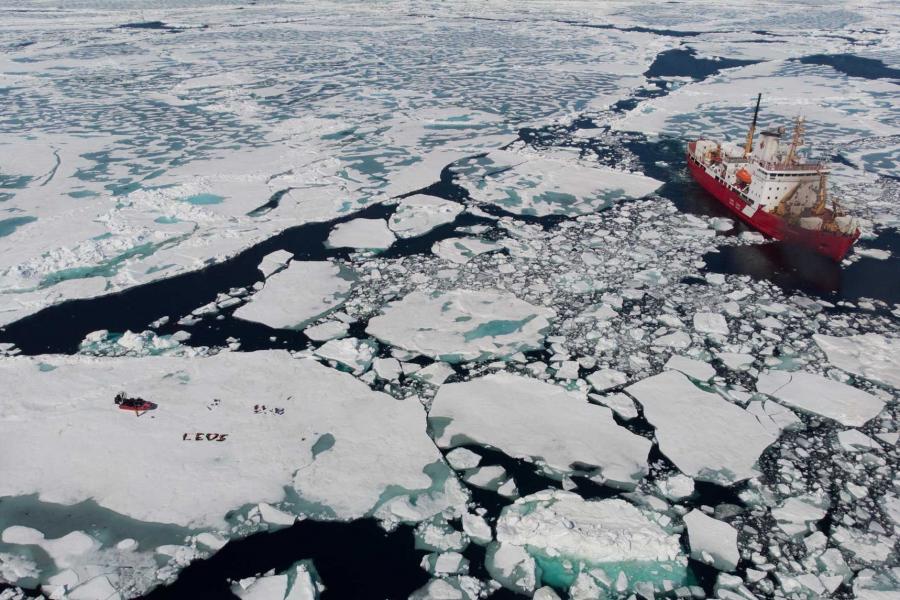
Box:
(743, 93, 762, 158)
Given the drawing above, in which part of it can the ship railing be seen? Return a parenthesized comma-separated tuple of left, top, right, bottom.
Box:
(754, 160, 826, 173)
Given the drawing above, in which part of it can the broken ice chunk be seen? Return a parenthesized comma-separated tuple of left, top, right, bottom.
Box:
(432, 237, 500, 265)
(813, 333, 900, 389)
(313, 337, 376, 374)
(431, 373, 650, 488)
(234, 261, 353, 329)
(586, 368, 628, 392)
(693, 312, 729, 335)
(494, 491, 687, 594)
(389, 195, 463, 238)
(771, 495, 828, 537)
(683, 509, 739, 571)
(256, 250, 294, 279)
(326, 218, 395, 250)
(664, 355, 715, 381)
(756, 370, 885, 427)
(445, 448, 482, 471)
(626, 371, 777, 485)
(589, 392, 638, 420)
(366, 289, 554, 363)
(303, 321, 349, 342)
(485, 542, 538, 595)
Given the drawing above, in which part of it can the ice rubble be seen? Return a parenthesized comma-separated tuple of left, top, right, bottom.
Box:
(232, 561, 321, 600)
(0, 351, 459, 527)
(388, 195, 463, 238)
(366, 289, 554, 362)
(491, 491, 687, 595)
(454, 150, 662, 217)
(233, 261, 353, 330)
(756, 370, 885, 427)
(625, 371, 778, 484)
(813, 333, 900, 389)
(430, 373, 651, 487)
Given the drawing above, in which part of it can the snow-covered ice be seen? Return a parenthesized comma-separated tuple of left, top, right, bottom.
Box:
(366, 289, 554, 362)
(326, 218, 396, 251)
(389, 195, 463, 239)
(431, 373, 651, 488)
(626, 371, 777, 484)
(756, 370, 885, 427)
(234, 262, 353, 330)
(813, 333, 900, 389)
(683, 510, 739, 572)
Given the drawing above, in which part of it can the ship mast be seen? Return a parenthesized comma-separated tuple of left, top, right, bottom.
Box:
(785, 116, 804, 165)
(813, 169, 828, 214)
(743, 93, 762, 158)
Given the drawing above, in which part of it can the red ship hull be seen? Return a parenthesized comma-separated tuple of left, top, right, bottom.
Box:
(687, 152, 858, 262)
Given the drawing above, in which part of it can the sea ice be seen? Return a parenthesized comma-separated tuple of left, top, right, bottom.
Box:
(683, 510, 739, 571)
(693, 312, 729, 335)
(813, 334, 900, 389)
(0, 352, 453, 527)
(388, 195, 463, 238)
(626, 371, 777, 484)
(325, 218, 395, 250)
(431, 373, 651, 488)
(366, 289, 554, 363)
(432, 238, 501, 265)
(455, 150, 662, 217)
(233, 261, 353, 329)
(756, 370, 885, 427)
(257, 250, 294, 279)
(493, 491, 687, 594)
(664, 355, 715, 381)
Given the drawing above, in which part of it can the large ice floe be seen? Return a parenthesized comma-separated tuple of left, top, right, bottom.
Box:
(813, 333, 900, 390)
(366, 289, 554, 362)
(491, 490, 687, 596)
(0, 351, 459, 527)
(453, 150, 662, 217)
(233, 261, 353, 330)
(625, 371, 778, 484)
(430, 373, 651, 488)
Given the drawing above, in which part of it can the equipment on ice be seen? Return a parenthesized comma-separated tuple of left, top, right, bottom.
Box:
(687, 94, 860, 261)
(114, 391, 157, 415)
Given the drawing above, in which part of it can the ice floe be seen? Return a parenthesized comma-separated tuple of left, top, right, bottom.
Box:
(813, 333, 900, 389)
(326, 218, 396, 251)
(756, 370, 885, 427)
(366, 289, 554, 362)
(430, 373, 651, 488)
(388, 195, 463, 239)
(234, 261, 353, 330)
(626, 371, 777, 484)
(683, 510, 739, 571)
(493, 490, 687, 595)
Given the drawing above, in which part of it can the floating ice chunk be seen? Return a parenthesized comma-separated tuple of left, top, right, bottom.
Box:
(372, 357, 402, 381)
(326, 218, 395, 250)
(431, 373, 650, 487)
(445, 448, 481, 471)
(256, 503, 297, 527)
(234, 261, 352, 329)
(589, 392, 638, 420)
(302, 321, 348, 342)
(495, 491, 686, 593)
(0, 352, 449, 527)
(313, 337, 376, 374)
(409, 576, 483, 600)
(586, 368, 628, 392)
(464, 465, 508, 490)
(533, 586, 562, 600)
(456, 150, 662, 217)
(1, 527, 98, 570)
(411, 362, 455, 386)
(432, 238, 500, 265)
(772, 495, 827, 537)
(717, 352, 754, 371)
(756, 370, 885, 427)
(832, 527, 894, 563)
(626, 371, 777, 485)
(257, 250, 294, 279)
(421, 551, 468, 576)
(683, 510, 739, 571)
(656, 474, 695, 501)
(388, 195, 463, 238)
(693, 312, 729, 335)
(837, 429, 882, 453)
(366, 289, 554, 363)
(653, 331, 691, 349)
(813, 334, 900, 389)
(664, 355, 715, 381)
(461, 513, 492, 545)
(233, 560, 321, 600)
(486, 542, 538, 595)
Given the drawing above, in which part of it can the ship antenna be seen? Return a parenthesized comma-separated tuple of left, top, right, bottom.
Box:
(786, 116, 804, 165)
(743, 93, 762, 158)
